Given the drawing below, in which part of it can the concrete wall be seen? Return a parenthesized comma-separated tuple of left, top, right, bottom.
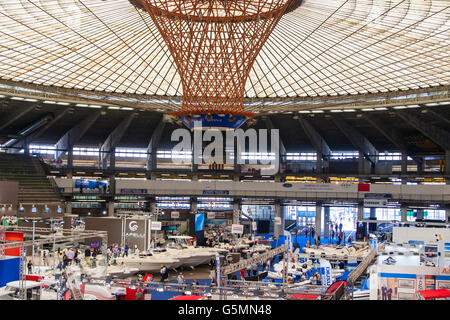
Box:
(0, 181, 19, 214)
(84, 217, 122, 247)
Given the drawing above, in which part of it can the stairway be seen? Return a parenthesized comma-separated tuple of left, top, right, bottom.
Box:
(65, 269, 84, 300)
(0, 153, 62, 203)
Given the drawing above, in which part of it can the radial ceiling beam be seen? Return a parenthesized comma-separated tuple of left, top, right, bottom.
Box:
(362, 113, 422, 166)
(298, 115, 331, 157)
(394, 110, 450, 151)
(3, 115, 52, 152)
(55, 111, 102, 160)
(146, 116, 167, 171)
(100, 112, 138, 169)
(0, 104, 36, 131)
(422, 107, 450, 127)
(9, 108, 72, 151)
(263, 116, 286, 156)
(330, 115, 378, 164)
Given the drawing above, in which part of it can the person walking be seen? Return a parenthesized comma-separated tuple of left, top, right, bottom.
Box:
(74, 249, 80, 265)
(65, 248, 74, 267)
(42, 250, 48, 266)
(160, 265, 168, 282)
(27, 260, 33, 274)
(84, 247, 91, 264)
(177, 272, 185, 289)
(125, 244, 129, 257)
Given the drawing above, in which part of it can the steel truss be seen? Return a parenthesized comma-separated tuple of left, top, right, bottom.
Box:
(139, 0, 294, 117)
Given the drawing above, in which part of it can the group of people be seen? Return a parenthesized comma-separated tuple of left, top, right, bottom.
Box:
(106, 244, 129, 262)
(61, 248, 81, 268)
(330, 222, 349, 245)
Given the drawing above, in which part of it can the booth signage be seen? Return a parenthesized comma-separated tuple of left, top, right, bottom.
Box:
(231, 224, 244, 234)
(364, 198, 388, 207)
(274, 217, 282, 225)
(364, 193, 392, 199)
(207, 212, 216, 219)
(171, 211, 180, 219)
(150, 221, 162, 231)
(125, 220, 146, 240)
(202, 190, 229, 195)
(252, 221, 257, 231)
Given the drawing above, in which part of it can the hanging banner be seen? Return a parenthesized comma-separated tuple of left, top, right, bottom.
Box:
(150, 221, 162, 231)
(252, 221, 257, 232)
(231, 224, 244, 234)
(171, 211, 180, 219)
(358, 184, 370, 192)
(274, 217, 282, 225)
(207, 212, 216, 219)
(319, 259, 333, 287)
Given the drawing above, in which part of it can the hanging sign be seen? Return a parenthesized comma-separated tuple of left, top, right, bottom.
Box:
(274, 217, 282, 225)
(231, 224, 244, 234)
(171, 211, 180, 219)
(252, 221, 257, 231)
(364, 198, 388, 207)
(207, 212, 216, 219)
(150, 221, 162, 231)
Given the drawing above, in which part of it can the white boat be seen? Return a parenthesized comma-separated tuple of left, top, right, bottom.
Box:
(116, 253, 180, 272)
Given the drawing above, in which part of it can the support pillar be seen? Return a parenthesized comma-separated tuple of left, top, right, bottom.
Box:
(108, 201, 115, 217)
(446, 207, 450, 224)
(445, 150, 450, 184)
(67, 148, 73, 168)
(323, 206, 330, 238)
(149, 198, 157, 214)
(274, 200, 282, 239)
(417, 156, 424, 173)
(315, 202, 322, 244)
(416, 209, 424, 221)
(109, 175, 116, 195)
(357, 204, 364, 222)
(190, 198, 197, 213)
(109, 147, 116, 170)
(65, 202, 72, 216)
(316, 155, 323, 174)
(233, 199, 241, 225)
(358, 151, 371, 175)
(401, 206, 407, 223)
(401, 151, 408, 175)
(369, 207, 377, 233)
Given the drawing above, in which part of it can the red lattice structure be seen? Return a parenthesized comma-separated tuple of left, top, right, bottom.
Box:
(136, 0, 296, 119)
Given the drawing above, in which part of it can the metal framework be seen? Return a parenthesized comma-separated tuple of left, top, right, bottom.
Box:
(221, 244, 287, 275)
(138, 0, 294, 117)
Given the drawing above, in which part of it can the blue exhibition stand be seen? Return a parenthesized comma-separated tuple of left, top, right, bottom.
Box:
(0, 256, 21, 286)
